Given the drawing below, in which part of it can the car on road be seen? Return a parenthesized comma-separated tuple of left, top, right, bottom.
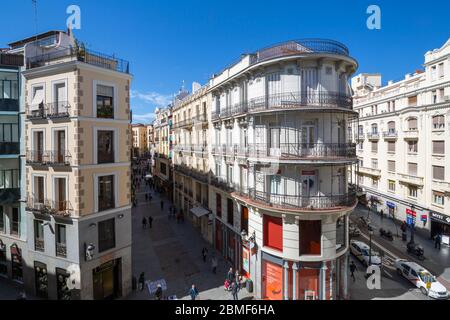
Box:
(350, 240, 381, 267)
(394, 259, 449, 299)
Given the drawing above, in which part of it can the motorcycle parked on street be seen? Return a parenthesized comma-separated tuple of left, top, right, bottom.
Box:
(379, 228, 394, 241)
(406, 241, 425, 261)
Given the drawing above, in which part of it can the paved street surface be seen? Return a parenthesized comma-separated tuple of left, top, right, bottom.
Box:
(0, 277, 26, 300)
(127, 182, 254, 300)
(348, 204, 450, 300)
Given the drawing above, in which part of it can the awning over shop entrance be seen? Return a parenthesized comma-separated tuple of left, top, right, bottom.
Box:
(190, 206, 210, 218)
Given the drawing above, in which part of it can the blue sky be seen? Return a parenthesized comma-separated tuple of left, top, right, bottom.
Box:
(1, 0, 449, 123)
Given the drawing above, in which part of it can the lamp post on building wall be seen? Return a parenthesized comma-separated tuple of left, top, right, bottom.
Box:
(368, 224, 374, 266)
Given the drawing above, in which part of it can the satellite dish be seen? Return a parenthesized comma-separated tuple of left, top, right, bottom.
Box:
(66, 264, 81, 290)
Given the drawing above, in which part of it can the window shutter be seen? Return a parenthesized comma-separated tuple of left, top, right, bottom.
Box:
(388, 160, 395, 172)
(433, 141, 445, 154)
(97, 85, 114, 97)
(433, 166, 445, 180)
(408, 163, 417, 176)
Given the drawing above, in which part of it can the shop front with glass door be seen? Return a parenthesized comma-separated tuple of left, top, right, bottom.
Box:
(93, 259, 121, 300)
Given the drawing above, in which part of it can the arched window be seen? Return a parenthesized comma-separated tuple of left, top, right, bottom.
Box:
(371, 123, 378, 134)
(432, 115, 445, 130)
(387, 121, 396, 133)
(407, 117, 418, 131)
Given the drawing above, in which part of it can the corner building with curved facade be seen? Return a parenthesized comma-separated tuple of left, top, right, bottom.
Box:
(208, 40, 358, 300)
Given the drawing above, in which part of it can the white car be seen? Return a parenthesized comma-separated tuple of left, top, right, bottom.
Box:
(350, 240, 381, 266)
(394, 259, 449, 299)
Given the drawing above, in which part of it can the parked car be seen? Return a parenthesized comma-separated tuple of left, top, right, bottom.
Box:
(394, 259, 448, 299)
(350, 240, 381, 266)
(349, 223, 361, 238)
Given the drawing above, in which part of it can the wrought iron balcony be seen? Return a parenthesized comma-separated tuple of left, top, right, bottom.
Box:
(26, 150, 72, 166)
(366, 132, 380, 140)
(26, 102, 71, 120)
(173, 118, 193, 129)
(26, 46, 130, 74)
(174, 163, 208, 183)
(211, 176, 235, 192)
(247, 188, 356, 210)
(247, 143, 356, 161)
(383, 131, 398, 139)
(0, 142, 20, 155)
(56, 242, 67, 258)
(26, 197, 73, 217)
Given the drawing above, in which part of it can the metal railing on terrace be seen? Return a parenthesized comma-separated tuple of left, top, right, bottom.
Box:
(247, 143, 356, 160)
(26, 46, 130, 74)
(212, 91, 352, 121)
(26, 102, 71, 120)
(0, 53, 24, 67)
(26, 150, 72, 166)
(247, 188, 356, 210)
(26, 197, 73, 217)
(254, 39, 350, 63)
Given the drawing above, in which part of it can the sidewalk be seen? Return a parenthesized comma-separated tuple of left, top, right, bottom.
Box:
(351, 205, 450, 288)
(127, 182, 254, 300)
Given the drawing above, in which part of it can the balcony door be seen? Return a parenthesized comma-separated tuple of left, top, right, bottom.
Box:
(56, 130, 66, 163)
(301, 170, 317, 207)
(55, 178, 67, 212)
(34, 176, 45, 207)
(34, 131, 44, 162)
(300, 68, 318, 103)
(300, 121, 316, 155)
(54, 82, 66, 114)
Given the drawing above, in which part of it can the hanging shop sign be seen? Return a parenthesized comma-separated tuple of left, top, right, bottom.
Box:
(406, 209, 416, 226)
(242, 247, 250, 274)
(430, 211, 450, 225)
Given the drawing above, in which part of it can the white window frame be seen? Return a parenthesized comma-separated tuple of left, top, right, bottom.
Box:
(51, 126, 68, 153)
(93, 80, 118, 120)
(31, 173, 47, 202)
(94, 173, 119, 213)
(93, 127, 119, 164)
(51, 78, 68, 105)
(31, 128, 46, 152)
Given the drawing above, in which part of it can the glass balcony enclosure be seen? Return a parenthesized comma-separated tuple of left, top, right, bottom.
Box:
(0, 70, 20, 112)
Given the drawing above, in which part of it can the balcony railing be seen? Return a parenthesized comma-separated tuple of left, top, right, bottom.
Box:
(26, 46, 130, 74)
(26, 102, 71, 120)
(173, 118, 193, 129)
(35, 238, 45, 252)
(213, 91, 352, 120)
(383, 131, 398, 139)
(211, 176, 235, 191)
(56, 242, 67, 258)
(26, 150, 72, 166)
(398, 173, 424, 186)
(254, 39, 350, 63)
(247, 143, 356, 160)
(366, 132, 380, 140)
(0, 53, 24, 67)
(0, 142, 20, 155)
(247, 188, 356, 210)
(174, 164, 208, 183)
(403, 130, 419, 140)
(358, 166, 381, 177)
(354, 133, 365, 141)
(26, 197, 73, 217)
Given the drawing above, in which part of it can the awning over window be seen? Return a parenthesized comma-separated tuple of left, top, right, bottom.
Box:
(190, 206, 209, 218)
(30, 87, 44, 110)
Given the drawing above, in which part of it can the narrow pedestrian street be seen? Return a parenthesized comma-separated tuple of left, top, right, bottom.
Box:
(127, 182, 254, 300)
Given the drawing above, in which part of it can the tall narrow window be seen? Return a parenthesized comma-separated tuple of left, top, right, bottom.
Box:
(34, 220, 44, 252)
(97, 131, 115, 163)
(388, 160, 396, 172)
(387, 141, 396, 153)
(227, 198, 234, 226)
(264, 215, 283, 252)
(96, 84, 114, 118)
(433, 166, 445, 181)
(299, 220, 321, 255)
(216, 193, 222, 218)
(432, 115, 445, 130)
(11, 208, 19, 236)
(98, 175, 115, 211)
(241, 206, 248, 234)
(408, 118, 418, 131)
(55, 224, 67, 258)
(0, 206, 4, 233)
(98, 218, 115, 252)
(408, 163, 418, 176)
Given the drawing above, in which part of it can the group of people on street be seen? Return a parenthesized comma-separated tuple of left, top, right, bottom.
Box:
(142, 216, 153, 229)
(225, 267, 241, 300)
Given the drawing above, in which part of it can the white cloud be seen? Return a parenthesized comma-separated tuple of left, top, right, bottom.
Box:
(132, 112, 156, 123)
(131, 90, 172, 108)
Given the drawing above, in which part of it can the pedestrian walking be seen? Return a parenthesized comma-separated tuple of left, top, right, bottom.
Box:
(380, 209, 384, 221)
(435, 234, 442, 250)
(231, 281, 239, 300)
(138, 272, 145, 291)
(202, 247, 208, 263)
(155, 284, 163, 300)
(142, 217, 147, 229)
(226, 267, 235, 283)
(148, 216, 153, 229)
(350, 261, 357, 282)
(189, 284, 199, 300)
(235, 270, 241, 289)
(145, 193, 148, 201)
(211, 255, 218, 274)
(161, 200, 164, 211)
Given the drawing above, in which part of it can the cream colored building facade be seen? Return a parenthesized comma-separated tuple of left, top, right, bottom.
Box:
(172, 86, 211, 242)
(153, 106, 173, 196)
(352, 38, 450, 244)
(131, 123, 147, 157)
(21, 31, 132, 299)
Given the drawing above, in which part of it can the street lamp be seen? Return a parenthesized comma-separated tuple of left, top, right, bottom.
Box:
(368, 224, 374, 266)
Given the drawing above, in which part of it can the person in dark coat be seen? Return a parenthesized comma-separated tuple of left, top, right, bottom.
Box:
(435, 234, 442, 250)
(350, 261, 357, 282)
(160, 200, 164, 211)
(226, 268, 235, 282)
(148, 216, 153, 229)
(138, 272, 145, 291)
(231, 281, 239, 300)
(142, 217, 147, 229)
(189, 284, 199, 300)
(155, 284, 163, 300)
